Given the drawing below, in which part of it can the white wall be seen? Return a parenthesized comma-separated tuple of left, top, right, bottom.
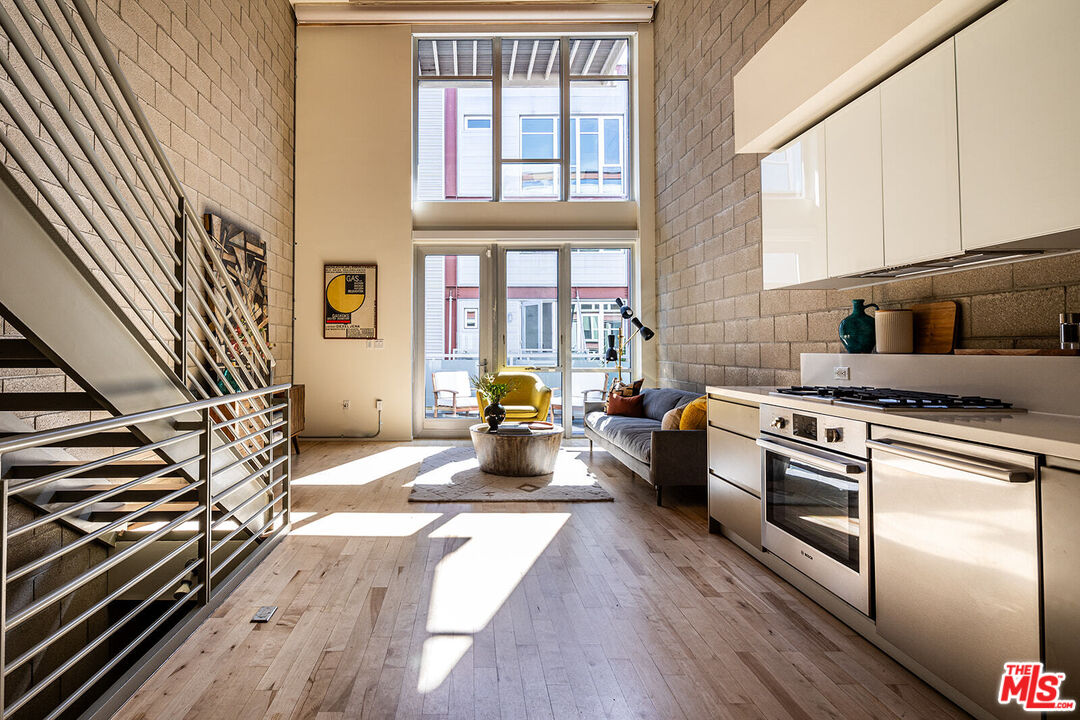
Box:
(295, 24, 415, 439)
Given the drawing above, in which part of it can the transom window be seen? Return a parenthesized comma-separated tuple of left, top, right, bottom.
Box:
(415, 36, 633, 202)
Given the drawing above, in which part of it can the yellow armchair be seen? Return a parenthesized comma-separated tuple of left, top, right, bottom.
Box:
(476, 371, 552, 422)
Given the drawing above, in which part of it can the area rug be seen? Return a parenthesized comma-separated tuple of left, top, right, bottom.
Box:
(407, 446, 614, 502)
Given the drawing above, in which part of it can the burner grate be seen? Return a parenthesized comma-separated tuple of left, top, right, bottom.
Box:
(774, 385, 1014, 410)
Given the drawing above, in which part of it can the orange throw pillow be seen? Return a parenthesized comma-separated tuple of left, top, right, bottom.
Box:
(605, 393, 645, 417)
(678, 396, 708, 430)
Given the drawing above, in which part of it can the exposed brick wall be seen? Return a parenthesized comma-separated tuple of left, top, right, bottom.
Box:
(653, 0, 1080, 391)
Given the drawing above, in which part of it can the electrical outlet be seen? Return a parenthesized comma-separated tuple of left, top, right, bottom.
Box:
(342, 399, 350, 409)
(376, 399, 383, 410)
(833, 366, 851, 381)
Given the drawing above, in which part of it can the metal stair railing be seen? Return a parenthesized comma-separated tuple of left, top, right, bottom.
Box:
(0, 0, 276, 406)
(0, 384, 291, 720)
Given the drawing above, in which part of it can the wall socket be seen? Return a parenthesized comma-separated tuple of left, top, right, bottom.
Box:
(833, 366, 851, 380)
(342, 399, 350, 409)
(376, 399, 383, 410)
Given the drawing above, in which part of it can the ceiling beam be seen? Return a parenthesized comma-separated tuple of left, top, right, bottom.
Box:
(432, 39, 440, 75)
(584, 39, 600, 74)
(508, 39, 518, 80)
(526, 40, 538, 80)
(544, 42, 558, 80)
(452, 40, 459, 75)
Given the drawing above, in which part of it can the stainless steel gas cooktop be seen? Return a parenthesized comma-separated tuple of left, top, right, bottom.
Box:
(770, 385, 1023, 412)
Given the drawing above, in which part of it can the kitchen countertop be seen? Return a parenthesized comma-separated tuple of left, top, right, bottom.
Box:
(707, 385, 1080, 463)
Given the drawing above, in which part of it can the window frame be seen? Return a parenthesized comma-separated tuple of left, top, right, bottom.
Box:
(413, 34, 634, 203)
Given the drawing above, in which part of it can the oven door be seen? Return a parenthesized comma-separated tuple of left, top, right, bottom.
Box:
(757, 436, 871, 615)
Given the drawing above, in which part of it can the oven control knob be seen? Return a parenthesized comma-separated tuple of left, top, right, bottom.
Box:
(825, 427, 843, 443)
(770, 417, 787, 430)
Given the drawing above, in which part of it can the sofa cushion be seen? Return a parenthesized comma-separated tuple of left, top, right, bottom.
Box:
(660, 405, 684, 430)
(605, 393, 644, 417)
(585, 412, 660, 463)
(640, 388, 703, 422)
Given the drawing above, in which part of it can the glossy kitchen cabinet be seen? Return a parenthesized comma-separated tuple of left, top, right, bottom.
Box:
(825, 88, 884, 277)
(761, 124, 827, 290)
(881, 39, 961, 266)
(1041, 459, 1080, 686)
(956, 0, 1080, 250)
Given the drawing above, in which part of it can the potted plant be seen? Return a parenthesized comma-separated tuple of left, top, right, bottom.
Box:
(471, 373, 516, 432)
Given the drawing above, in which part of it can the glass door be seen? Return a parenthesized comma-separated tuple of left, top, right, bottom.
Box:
(500, 248, 563, 427)
(568, 247, 631, 435)
(414, 247, 495, 434)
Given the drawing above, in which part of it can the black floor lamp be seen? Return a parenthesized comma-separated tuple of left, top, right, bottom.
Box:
(604, 297, 654, 386)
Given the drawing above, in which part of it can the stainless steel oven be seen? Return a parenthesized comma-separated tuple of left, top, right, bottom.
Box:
(758, 404, 871, 615)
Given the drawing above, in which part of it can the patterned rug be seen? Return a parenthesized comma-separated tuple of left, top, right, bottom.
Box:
(407, 446, 614, 502)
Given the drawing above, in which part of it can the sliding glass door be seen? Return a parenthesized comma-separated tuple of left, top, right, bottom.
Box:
(415, 243, 633, 437)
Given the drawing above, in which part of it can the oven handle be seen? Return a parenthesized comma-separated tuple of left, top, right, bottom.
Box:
(756, 438, 865, 475)
(866, 439, 1034, 483)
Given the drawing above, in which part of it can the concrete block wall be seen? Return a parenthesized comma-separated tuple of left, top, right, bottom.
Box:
(0, 0, 295, 408)
(653, 0, 1080, 391)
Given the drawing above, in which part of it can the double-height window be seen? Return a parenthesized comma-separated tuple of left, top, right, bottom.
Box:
(415, 36, 632, 201)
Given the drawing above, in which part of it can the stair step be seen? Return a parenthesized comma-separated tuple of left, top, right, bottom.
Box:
(0, 392, 99, 412)
(0, 339, 55, 369)
(49, 481, 193, 503)
(86, 501, 198, 523)
(0, 431, 143, 447)
(6, 462, 187, 480)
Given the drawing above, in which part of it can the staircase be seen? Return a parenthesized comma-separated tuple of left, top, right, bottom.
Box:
(0, 0, 293, 719)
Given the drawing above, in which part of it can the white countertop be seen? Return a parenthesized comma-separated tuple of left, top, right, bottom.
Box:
(707, 385, 1080, 463)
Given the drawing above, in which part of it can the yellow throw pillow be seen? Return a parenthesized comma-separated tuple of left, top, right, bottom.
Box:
(678, 396, 708, 430)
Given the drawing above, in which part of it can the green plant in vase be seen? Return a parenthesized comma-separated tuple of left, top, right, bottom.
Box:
(471, 373, 516, 432)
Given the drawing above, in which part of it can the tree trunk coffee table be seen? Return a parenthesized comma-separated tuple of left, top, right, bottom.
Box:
(469, 424, 563, 476)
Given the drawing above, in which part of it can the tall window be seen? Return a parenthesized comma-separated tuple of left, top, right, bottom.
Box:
(415, 36, 632, 202)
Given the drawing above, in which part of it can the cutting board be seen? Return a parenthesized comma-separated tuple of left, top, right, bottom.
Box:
(955, 348, 1080, 356)
(912, 301, 957, 353)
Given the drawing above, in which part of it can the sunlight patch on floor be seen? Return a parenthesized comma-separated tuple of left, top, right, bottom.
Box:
(417, 635, 473, 693)
(290, 512, 442, 537)
(292, 446, 452, 486)
(416, 512, 570, 692)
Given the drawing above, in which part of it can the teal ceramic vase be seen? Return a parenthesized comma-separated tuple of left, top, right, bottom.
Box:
(838, 299, 879, 353)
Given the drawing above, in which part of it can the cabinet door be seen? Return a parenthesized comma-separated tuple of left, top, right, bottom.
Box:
(956, 0, 1080, 250)
(761, 124, 827, 289)
(825, 89, 883, 277)
(881, 39, 961, 266)
(1041, 463, 1080, 686)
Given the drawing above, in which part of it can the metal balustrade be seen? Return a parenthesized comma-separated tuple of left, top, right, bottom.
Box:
(0, 0, 275, 401)
(0, 385, 291, 720)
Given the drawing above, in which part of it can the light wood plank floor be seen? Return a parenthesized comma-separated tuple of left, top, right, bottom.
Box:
(115, 440, 970, 720)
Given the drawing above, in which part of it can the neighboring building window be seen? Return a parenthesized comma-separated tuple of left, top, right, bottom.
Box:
(415, 36, 632, 202)
(463, 308, 478, 329)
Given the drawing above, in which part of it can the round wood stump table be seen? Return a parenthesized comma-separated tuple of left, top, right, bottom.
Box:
(469, 424, 563, 476)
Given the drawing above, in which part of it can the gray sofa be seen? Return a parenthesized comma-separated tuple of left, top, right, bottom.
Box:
(583, 388, 706, 506)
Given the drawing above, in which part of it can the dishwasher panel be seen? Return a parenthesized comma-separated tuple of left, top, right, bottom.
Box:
(869, 427, 1039, 720)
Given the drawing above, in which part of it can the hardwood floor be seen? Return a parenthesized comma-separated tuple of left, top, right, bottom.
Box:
(115, 440, 970, 720)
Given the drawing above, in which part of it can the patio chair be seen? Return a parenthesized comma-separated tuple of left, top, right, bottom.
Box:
(431, 370, 479, 417)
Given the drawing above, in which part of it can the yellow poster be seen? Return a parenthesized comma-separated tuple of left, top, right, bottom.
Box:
(324, 264, 377, 339)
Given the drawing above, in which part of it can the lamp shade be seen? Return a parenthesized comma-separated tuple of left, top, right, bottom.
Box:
(615, 297, 634, 319)
(604, 333, 618, 362)
(631, 317, 655, 341)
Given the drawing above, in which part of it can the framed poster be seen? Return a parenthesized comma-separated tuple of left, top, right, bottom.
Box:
(324, 264, 377, 339)
(204, 212, 268, 341)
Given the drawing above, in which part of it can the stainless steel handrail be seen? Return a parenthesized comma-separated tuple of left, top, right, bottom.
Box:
(0, 384, 292, 719)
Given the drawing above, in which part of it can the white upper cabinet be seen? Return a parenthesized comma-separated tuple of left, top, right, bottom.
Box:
(956, 0, 1080, 250)
(762, 123, 828, 290)
(881, 39, 962, 267)
(825, 88, 884, 277)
